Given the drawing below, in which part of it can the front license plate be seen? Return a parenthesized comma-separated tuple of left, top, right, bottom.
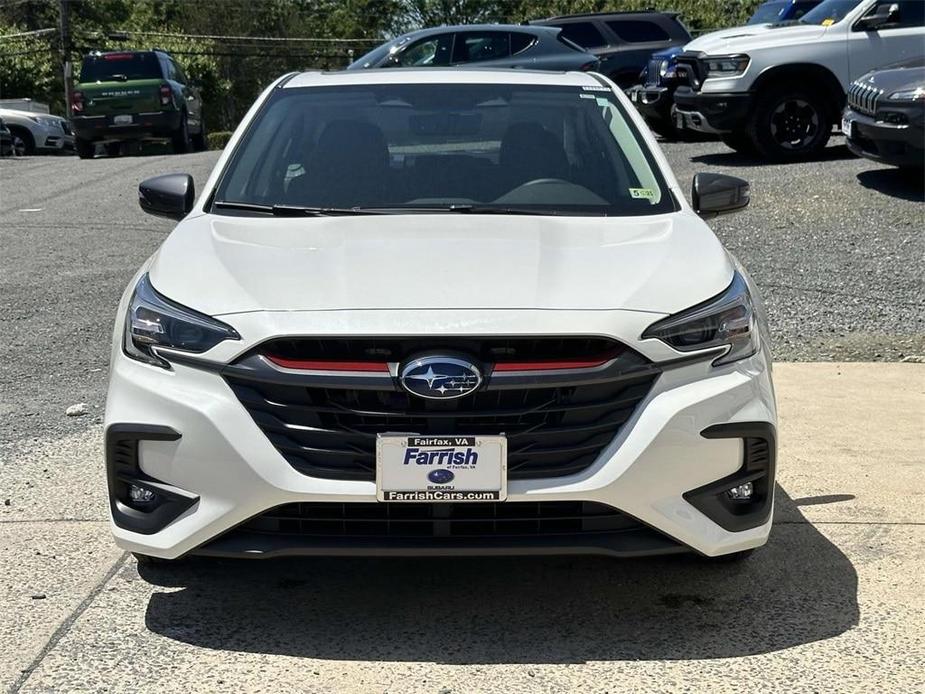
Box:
(113, 114, 134, 125)
(376, 435, 507, 502)
(841, 116, 853, 139)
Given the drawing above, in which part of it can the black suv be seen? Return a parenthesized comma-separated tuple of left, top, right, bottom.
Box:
(530, 10, 691, 88)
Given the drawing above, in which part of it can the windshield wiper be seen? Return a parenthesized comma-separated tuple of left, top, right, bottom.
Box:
(213, 201, 387, 216)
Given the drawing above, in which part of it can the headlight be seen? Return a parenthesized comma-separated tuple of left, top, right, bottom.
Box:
(704, 55, 750, 78)
(889, 87, 925, 101)
(642, 272, 759, 366)
(27, 115, 60, 128)
(123, 274, 239, 368)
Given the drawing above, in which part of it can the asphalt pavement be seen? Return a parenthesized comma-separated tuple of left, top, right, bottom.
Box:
(0, 138, 923, 692)
(0, 139, 922, 448)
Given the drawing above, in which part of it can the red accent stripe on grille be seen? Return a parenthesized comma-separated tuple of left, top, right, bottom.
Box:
(265, 355, 389, 372)
(493, 349, 622, 372)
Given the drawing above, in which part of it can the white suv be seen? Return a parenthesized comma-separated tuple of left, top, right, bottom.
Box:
(673, 0, 924, 159)
(107, 69, 776, 564)
(0, 108, 75, 155)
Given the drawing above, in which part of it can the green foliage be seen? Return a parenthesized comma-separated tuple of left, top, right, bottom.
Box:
(207, 130, 233, 150)
(1, 0, 764, 129)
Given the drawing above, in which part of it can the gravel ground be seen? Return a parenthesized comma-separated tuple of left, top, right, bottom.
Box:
(0, 138, 922, 446)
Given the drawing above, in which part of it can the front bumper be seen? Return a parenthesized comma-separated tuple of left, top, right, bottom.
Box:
(842, 106, 925, 168)
(71, 110, 182, 141)
(673, 88, 754, 135)
(626, 85, 676, 125)
(105, 308, 777, 560)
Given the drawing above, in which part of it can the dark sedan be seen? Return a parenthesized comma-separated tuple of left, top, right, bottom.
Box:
(347, 25, 599, 72)
(843, 57, 925, 169)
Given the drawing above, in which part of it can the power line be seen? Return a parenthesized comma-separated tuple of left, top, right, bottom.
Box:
(0, 27, 57, 40)
(110, 29, 380, 44)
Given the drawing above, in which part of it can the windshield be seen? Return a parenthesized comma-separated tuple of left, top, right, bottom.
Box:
(214, 82, 676, 217)
(79, 52, 161, 82)
(749, 2, 788, 23)
(800, 0, 863, 25)
(348, 42, 397, 69)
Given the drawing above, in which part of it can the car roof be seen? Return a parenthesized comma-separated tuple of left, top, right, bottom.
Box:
(284, 68, 604, 90)
(396, 23, 561, 39)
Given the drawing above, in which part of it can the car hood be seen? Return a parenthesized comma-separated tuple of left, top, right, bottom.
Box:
(147, 213, 734, 316)
(859, 62, 925, 92)
(685, 22, 825, 54)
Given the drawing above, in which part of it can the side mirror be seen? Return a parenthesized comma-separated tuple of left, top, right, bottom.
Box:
(855, 2, 899, 30)
(139, 173, 194, 221)
(692, 172, 750, 218)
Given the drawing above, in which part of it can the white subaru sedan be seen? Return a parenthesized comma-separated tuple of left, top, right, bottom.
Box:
(107, 68, 776, 563)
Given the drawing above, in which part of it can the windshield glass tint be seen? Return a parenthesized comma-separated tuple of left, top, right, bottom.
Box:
(215, 83, 675, 216)
(800, 0, 862, 24)
(79, 53, 161, 81)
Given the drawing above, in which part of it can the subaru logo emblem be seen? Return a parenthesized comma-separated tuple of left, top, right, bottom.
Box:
(428, 469, 455, 485)
(399, 355, 482, 400)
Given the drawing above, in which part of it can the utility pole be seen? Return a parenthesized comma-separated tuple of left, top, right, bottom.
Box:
(59, 0, 72, 115)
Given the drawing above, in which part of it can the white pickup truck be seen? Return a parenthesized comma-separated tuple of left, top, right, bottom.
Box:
(672, 0, 924, 160)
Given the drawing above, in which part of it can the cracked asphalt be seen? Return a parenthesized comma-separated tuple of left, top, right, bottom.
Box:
(0, 138, 923, 692)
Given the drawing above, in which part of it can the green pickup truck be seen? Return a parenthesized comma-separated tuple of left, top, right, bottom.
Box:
(70, 50, 205, 158)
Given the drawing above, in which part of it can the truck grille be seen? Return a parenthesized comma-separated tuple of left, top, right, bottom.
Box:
(224, 337, 659, 482)
(645, 58, 663, 86)
(847, 80, 883, 116)
(674, 56, 703, 90)
(239, 500, 641, 539)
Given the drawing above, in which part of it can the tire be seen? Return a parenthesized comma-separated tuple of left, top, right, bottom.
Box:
(721, 133, 757, 154)
(648, 118, 680, 140)
(105, 142, 121, 157)
(191, 116, 207, 152)
(746, 84, 832, 161)
(8, 126, 34, 156)
(75, 138, 95, 159)
(171, 112, 191, 154)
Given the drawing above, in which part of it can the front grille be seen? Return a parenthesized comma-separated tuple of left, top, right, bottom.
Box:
(847, 80, 883, 116)
(224, 337, 659, 482)
(239, 500, 641, 539)
(645, 58, 663, 86)
(674, 56, 702, 90)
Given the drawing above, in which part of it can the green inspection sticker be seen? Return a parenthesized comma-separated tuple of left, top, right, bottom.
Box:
(629, 188, 656, 199)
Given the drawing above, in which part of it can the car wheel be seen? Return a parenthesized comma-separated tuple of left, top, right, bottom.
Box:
(75, 138, 95, 159)
(8, 127, 34, 156)
(747, 85, 831, 161)
(648, 118, 680, 140)
(191, 117, 207, 152)
(721, 133, 757, 154)
(105, 142, 122, 157)
(171, 112, 191, 154)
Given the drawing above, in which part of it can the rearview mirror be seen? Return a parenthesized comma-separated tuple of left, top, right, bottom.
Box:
(855, 2, 899, 30)
(138, 173, 194, 221)
(692, 173, 750, 218)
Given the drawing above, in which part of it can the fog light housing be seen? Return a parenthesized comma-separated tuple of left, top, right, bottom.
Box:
(725, 481, 754, 501)
(128, 484, 157, 505)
